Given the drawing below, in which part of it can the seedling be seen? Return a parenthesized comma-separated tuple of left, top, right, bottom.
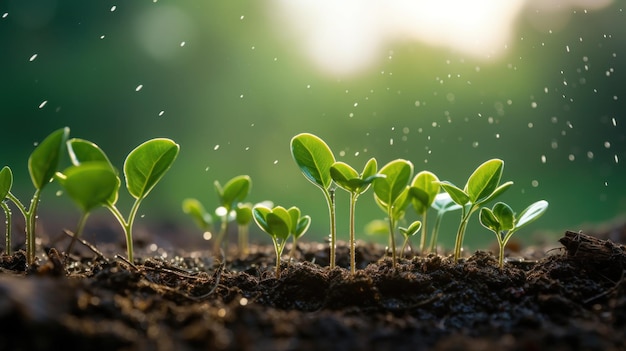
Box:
(213, 175, 252, 254)
(399, 220, 422, 257)
(1, 166, 13, 254)
(331, 157, 384, 274)
(479, 200, 548, 269)
(373, 159, 414, 266)
(55, 161, 120, 255)
(4, 127, 69, 266)
(182, 198, 213, 233)
(290, 133, 337, 268)
(253, 205, 310, 278)
(235, 202, 253, 258)
(439, 159, 513, 263)
(428, 192, 462, 253)
(286, 206, 311, 262)
(67, 137, 179, 262)
(408, 171, 440, 253)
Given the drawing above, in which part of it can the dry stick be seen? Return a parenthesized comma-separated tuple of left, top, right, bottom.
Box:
(62, 229, 106, 260)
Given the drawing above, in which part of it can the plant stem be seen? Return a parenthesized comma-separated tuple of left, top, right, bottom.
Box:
(349, 193, 357, 275)
(238, 224, 249, 259)
(213, 214, 228, 255)
(387, 208, 397, 267)
(324, 188, 337, 269)
(66, 212, 90, 255)
(26, 189, 42, 266)
(400, 236, 409, 257)
(2, 202, 11, 255)
(419, 211, 428, 253)
(429, 212, 444, 253)
(453, 205, 476, 263)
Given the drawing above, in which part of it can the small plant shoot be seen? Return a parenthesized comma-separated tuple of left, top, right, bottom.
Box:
(253, 205, 292, 278)
(399, 220, 422, 257)
(213, 175, 252, 254)
(409, 171, 440, 253)
(290, 133, 338, 268)
(428, 193, 462, 253)
(286, 206, 311, 262)
(182, 198, 213, 233)
(373, 159, 414, 266)
(1, 166, 13, 255)
(235, 202, 253, 258)
(479, 200, 549, 269)
(439, 159, 513, 263)
(331, 157, 384, 274)
(4, 127, 69, 266)
(68, 137, 179, 262)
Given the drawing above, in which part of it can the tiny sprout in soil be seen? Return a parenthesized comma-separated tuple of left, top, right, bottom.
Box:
(479, 200, 549, 269)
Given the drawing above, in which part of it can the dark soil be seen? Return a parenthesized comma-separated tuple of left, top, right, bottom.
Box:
(1, 229, 625, 351)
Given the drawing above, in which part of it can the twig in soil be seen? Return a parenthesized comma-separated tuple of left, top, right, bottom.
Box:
(62, 229, 106, 260)
(115, 254, 140, 271)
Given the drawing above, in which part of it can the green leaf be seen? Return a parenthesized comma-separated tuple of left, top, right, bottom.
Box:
(391, 186, 411, 220)
(290, 133, 336, 190)
(373, 159, 413, 209)
(67, 138, 113, 168)
(267, 206, 291, 240)
(0, 166, 12, 200)
(438, 181, 470, 206)
(28, 127, 69, 190)
(492, 202, 515, 231)
(56, 162, 120, 212)
(124, 138, 179, 200)
(479, 207, 501, 233)
(515, 200, 548, 229)
(466, 159, 504, 203)
(235, 203, 253, 226)
(182, 198, 212, 230)
(252, 206, 272, 233)
(287, 206, 301, 234)
(410, 171, 440, 214)
(295, 215, 311, 238)
(330, 162, 359, 192)
(431, 192, 463, 212)
(478, 181, 514, 205)
(399, 220, 422, 238)
(217, 175, 251, 211)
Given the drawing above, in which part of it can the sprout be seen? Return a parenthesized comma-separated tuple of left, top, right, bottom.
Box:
(290, 133, 337, 268)
(479, 200, 548, 269)
(399, 220, 422, 257)
(330, 157, 384, 274)
(408, 171, 440, 254)
(213, 175, 252, 255)
(428, 193, 462, 253)
(439, 159, 513, 263)
(373, 159, 414, 266)
(0, 166, 13, 255)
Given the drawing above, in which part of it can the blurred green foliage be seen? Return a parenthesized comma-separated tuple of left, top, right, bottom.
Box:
(1, 1, 624, 249)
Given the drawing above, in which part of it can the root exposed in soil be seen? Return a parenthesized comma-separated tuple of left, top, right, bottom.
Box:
(1, 231, 625, 351)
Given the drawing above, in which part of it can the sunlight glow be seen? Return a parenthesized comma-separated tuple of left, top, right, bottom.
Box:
(271, 0, 614, 76)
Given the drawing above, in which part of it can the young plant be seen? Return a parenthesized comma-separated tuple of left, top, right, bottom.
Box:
(439, 159, 513, 263)
(67, 137, 179, 262)
(479, 200, 549, 269)
(428, 192, 462, 253)
(373, 159, 414, 266)
(408, 171, 440, 254)
(252, 205, 297, 278)
(399, 220, 422, 257)
(330, 157, 384, 274)
(286, 206, 311, 262)
(235, 202, 253, 258)
(182, 198, 213, 233)
(213, 175, 252, 254)
(55, 161, 120, 255)
(1, 166, 13, 255)
(4, 127, 69, 266)
(290, 133, 337, 268)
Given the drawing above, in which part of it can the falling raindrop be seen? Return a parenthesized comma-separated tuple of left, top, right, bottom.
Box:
(530, 102, 538, 108)
(55, 190, 63, 197)
(38, 101, 48, 109)
(389, 138, 394, 146)
(587, 151, 594, 159)
(614, 155, 619, 164)
(273, 160, 278, 165)
(2, 13, 7, 19)
(528, 122, 534, 128)
(472, 141, 479, 148)
(531, 180, 539, 187)
(213, 145, 220, 151)
(100, 35, 105, 39)
(158, 110, 164, 116)
(611, 117, 617, 126)
(110, 5, 117, 12)
(568, 154, 575, 161)
(604, 141, 611, 149)
(135, 84, 143, 91)
(180, 41, 186, 47)
(29, 54, 38, 62)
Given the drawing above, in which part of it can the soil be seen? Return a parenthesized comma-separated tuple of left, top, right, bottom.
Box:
(1, 228, 625, 351)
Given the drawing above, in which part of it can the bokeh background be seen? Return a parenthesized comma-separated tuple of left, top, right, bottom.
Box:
(1, 0, 624, 250)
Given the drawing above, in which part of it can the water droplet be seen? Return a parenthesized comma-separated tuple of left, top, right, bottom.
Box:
(414, 101, 421, 107)
(239, 297, 248, 306)
(551, 141, 558, 149)
(273, 160, 278, 165)
(566, 121, 573, 128)
(389, 138, 394, 146)
(565, 45, 570, 53)
(472, 141, 479, 148)
(55, 190, 63, 197)
(354, 151, 360, 156)
(2, 13, 8, 19)
(614, 155, 619, 164)
(339, 150, 346, 157)
(205, 166, 210, 171)
(29, 54, 38, 62)
(306, 84, 311, 89)
(611, 117, 617, 126)
(180, 41, 186, 47)
(135, 84, 143, 92)
(353, 102, 358, 107)
(140, 214, 145, 218)
(587, 151, 594, 159)
(215, 206, 228, 217)
(568, 154, 575, 161)
(213, 144, 220, 151)
(244, 146, 250, 151)
(100, 35, 106, 39)
(203, 231, 212, 240)
(528, 122, 534, 128)
(531, 180, 539, 187)
(158, 110, 164, 116)
(38, 100, 48, 109)
(239, 94, 244, 98)
(240, 15, 245, 20)
(604, 141, 611, 149)
(551, 116, 558, 124)
(531, 102, 538, 108)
